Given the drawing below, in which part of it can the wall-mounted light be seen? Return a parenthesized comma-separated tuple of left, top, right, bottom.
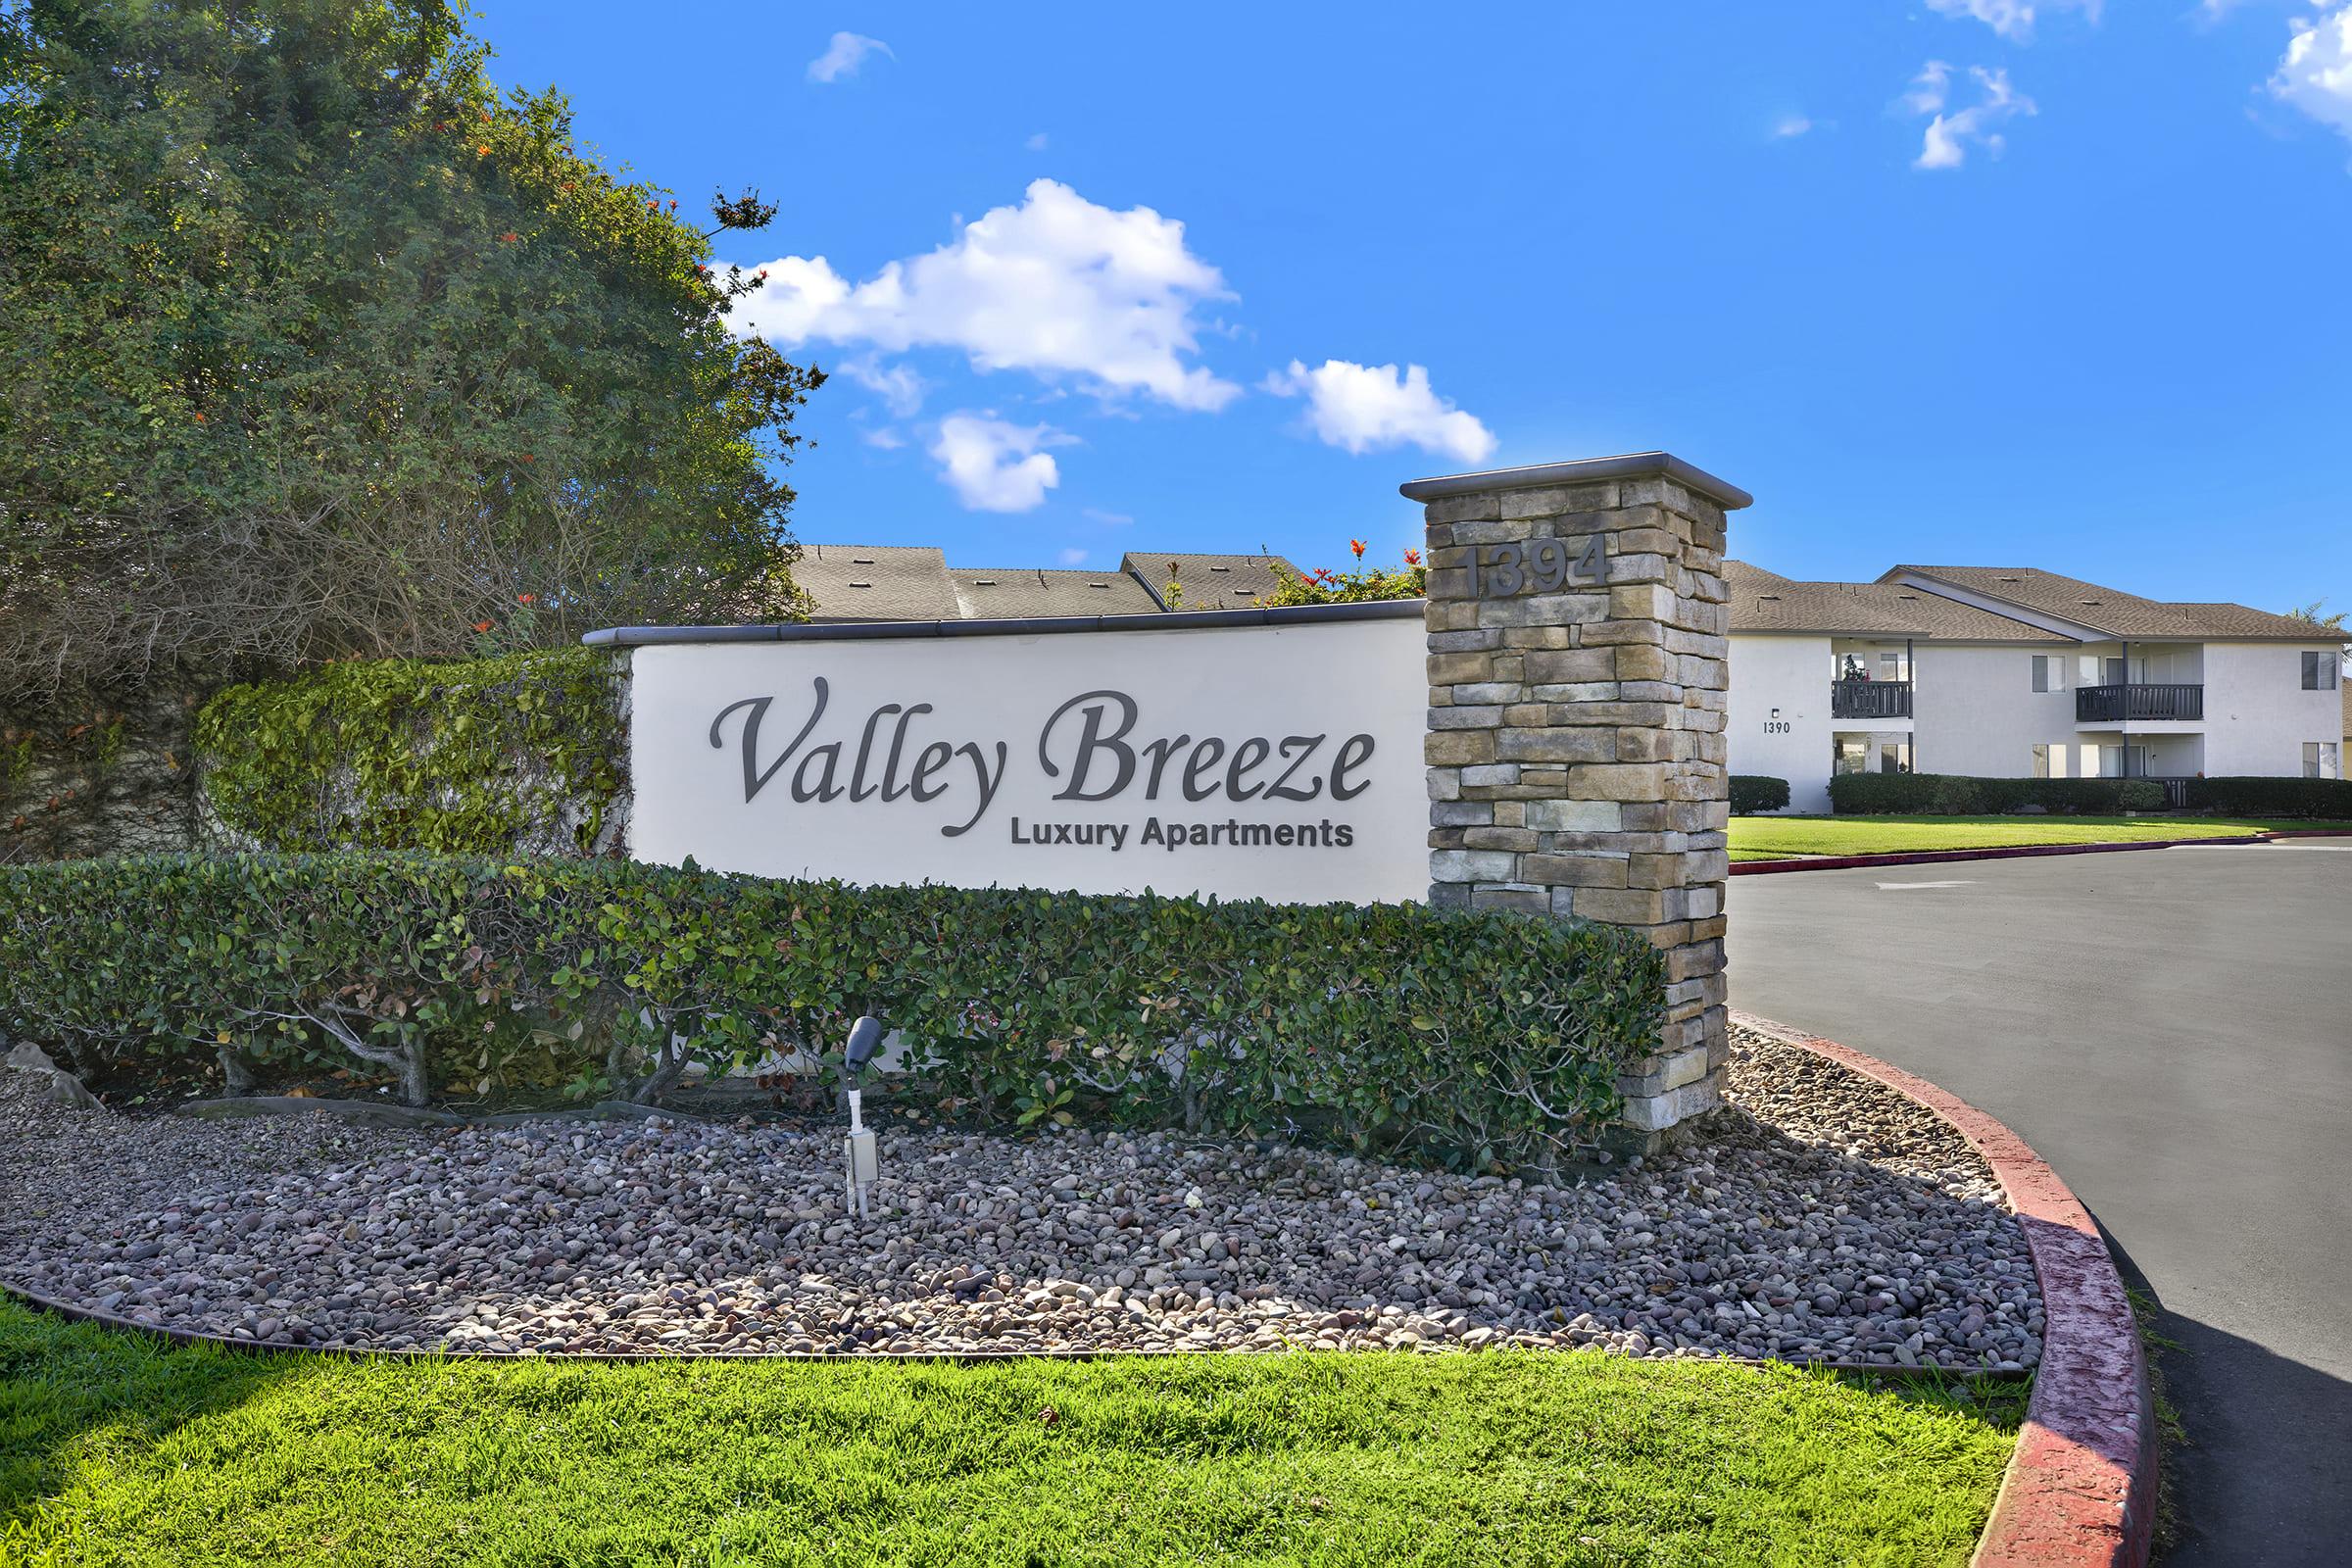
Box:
(1770, 707, 1782, 720)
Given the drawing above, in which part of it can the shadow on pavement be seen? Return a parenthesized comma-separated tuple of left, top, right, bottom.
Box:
(2097, 1222, 2352, 1568)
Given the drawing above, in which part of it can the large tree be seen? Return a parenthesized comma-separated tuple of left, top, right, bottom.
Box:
(0, 0, 821, 696)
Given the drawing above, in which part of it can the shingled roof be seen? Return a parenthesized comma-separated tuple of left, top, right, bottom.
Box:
(1726, 561, 2070, 642)
(792, 545, 961, 622)
(948, 566, 1163, 619)
(1882, 566, 2328, 642)
(1121, 553, 1300, 612)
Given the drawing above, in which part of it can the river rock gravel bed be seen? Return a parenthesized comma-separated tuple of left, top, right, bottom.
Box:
(0, 1027, 2040, 1367)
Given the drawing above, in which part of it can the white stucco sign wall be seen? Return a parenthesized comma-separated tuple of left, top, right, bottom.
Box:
(624, 613, 1428, 904)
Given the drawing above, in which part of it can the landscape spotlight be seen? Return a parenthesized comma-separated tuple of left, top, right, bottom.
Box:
(842, 1014, 884, 1219)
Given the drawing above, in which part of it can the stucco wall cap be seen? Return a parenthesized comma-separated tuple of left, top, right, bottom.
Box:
(580, 597, 1425, 649)
(1398, 452, 1754, 511)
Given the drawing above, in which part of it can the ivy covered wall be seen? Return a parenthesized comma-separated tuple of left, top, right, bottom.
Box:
(195, 649, 632, 857)
(1, 683, 204, 862)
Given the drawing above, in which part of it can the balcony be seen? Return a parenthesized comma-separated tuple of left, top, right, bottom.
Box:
(2076, 683, 2204, 722)
(1831, 679, 1912, 720)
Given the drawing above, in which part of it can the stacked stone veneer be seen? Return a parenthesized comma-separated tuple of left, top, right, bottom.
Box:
(1406, 453, 1750, 1149)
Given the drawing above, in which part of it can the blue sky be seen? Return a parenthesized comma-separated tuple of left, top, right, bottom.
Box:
(470, 2, 2352, 613)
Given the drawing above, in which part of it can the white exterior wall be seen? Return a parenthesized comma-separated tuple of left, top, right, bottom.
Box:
(1913, 644, 2078, 778)
(1728, 633, 2346, 803)
(2201, 641, 2346, 776)
(1726, 634, 1833, 810)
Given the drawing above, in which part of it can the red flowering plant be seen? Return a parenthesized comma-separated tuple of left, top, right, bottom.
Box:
(1255, 541, 1427, 607)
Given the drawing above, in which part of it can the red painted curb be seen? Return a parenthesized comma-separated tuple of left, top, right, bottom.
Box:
(1731, 1010, 2154, 1568)
(1729, 828, 2339, 876)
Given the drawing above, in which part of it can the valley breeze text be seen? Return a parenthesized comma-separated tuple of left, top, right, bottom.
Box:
(709, 680, 1379, 838)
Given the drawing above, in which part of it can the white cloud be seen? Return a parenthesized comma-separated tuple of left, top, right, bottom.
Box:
(839, 355, 927, 416)
(859, 426, 906, 451)
(930, 415, 1071, 512)
(1025, 132, 1050, 152)
(1263, 360, 1496, 465)
(1082, 508, 1134, 526)
(1772, 114, 1815, 139)
(1905, 61, 1954, 116)
(1925, 0, 2099, 41)
(807, 32, 893, 83)
(2272, 5, 2352, 150)
(1909, 64, 2036, 169)
(1057, 548, 1089, 566)
(731, 179, 1240, 411)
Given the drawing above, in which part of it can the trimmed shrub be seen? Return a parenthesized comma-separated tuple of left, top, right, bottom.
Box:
(1827, 772, 1986, 815)
(1729, 775, 1790, 815)
(195, 650, 627, 857)
(1974, 777, 2150, 814)
(2183, 775, 2352, 819)
(1834, 773, 2185, 815)
(0, 854, 1665, 1173)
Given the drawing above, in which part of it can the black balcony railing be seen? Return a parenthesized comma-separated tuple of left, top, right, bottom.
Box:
(2076, 683, 2204, 722)
(1831, 679, 1912, 719)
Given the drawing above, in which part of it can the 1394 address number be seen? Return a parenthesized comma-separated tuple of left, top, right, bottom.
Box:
(1465, 535, 1606, 600)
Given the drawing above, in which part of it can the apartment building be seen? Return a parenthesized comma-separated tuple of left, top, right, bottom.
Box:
(1726, 563, 2345, 812)
(779, 546, 2341, 817)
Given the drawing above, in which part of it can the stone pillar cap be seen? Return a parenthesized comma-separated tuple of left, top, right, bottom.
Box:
(1399, 451, 1752, 511)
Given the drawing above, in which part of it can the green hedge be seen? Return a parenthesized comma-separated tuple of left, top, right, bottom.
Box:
(1729, 775, 1790, 815)
(1829, 773, 2166, 816)
(195, 650, 627, 856)
(2182, 775, 2352, 818)
(0, 854, 1665, 1173)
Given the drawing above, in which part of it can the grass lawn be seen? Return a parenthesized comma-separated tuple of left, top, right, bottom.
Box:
(0, 1299, 2024, 1567)
(1727, 814, 2345, 861)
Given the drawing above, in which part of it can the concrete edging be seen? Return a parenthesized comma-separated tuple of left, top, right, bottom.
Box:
(1732, 1010, 2155, 1568)
(1731, 826, 2352, 876)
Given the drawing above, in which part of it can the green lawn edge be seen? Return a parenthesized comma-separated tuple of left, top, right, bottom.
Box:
(0, 1299, 2024, 1567)
(1728, 814, 2348, 861)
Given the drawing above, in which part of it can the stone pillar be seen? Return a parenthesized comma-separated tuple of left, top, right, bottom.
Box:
(1404, 453, 1751, 1150)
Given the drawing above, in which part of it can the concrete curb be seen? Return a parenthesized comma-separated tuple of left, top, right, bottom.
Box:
(1731, 825, 2352, 876)
(1732, 1010, 2154, 1568)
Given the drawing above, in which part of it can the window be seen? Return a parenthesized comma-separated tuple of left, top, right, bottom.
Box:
(2032, 744, 2051, 778)
(2303, 651, 2340, 691)
(2307, 742, 2341, 780)
(2096, 744, 2151, 779)
(2031, 655, 2064, 693)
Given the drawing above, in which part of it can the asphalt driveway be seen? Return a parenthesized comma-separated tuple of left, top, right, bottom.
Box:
(1727, 841, 2352, 1568)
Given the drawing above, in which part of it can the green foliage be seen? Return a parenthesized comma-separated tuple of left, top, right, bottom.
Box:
(1728, 775, 1790, 814)
(0, 1299, 2024, 1568)
(2182, 775, 2352, 819)
(0, 853, 1665, 1169)
(0, 0, 820, 697)
(1829, 772, 2180, 816)
(195, 649, 625, 855)
(1255, 542, 1427, 606)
